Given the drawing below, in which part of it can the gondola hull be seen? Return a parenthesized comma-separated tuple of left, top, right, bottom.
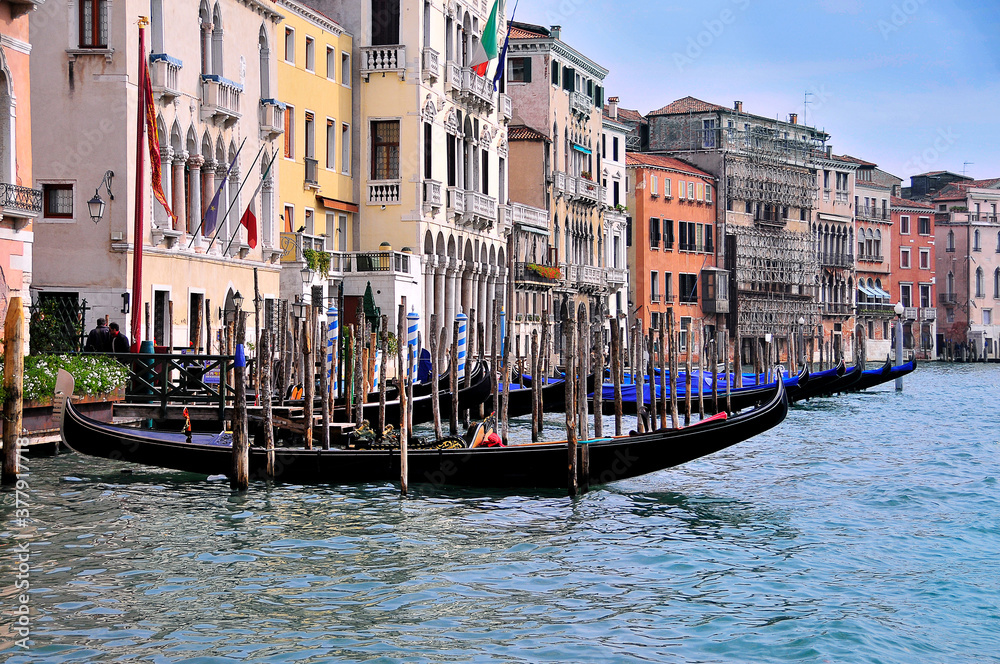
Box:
(58, 372, 788, 489)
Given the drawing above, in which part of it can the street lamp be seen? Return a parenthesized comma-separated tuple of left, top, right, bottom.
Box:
(233, 290, 244, 312)
(894, 301, 904, 391)
(291, 298, 309, 320)
(87, 170, 115, 223)
(798, 316, 806, 368)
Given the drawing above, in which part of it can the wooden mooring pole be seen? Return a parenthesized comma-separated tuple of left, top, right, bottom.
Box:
(231, 313, 249, 491)
(668, 310, 679, 430)
(2, 298, 25, 484)
(565, 307, 578, 497)
(611, 321, 623, 436)
(450, 320, 459, 436)
(397, 299, 408, 496)
(430, 315, 442, 441)
(260, 330, 275, 477)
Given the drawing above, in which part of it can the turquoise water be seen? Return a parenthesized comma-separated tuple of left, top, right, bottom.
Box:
(2, 363, 999, 663)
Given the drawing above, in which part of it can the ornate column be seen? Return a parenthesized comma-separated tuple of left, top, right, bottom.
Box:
(445, 260, 458, 347)
(479, 265, 489, 346)
(171, 151, 188, 233)
(434, 265, 446, 338)
(156, 146, 174, 228)
(423, 255, 436, 323)
(485, 266, 497, 350)
(461, 264, 474, 317)
(187, 154, 204, 240)
(202, 158, 217, 240)
(201, 22, 214, 75)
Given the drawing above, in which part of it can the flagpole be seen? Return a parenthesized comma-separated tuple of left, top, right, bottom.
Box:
(223, 149, 279, 255)
(130, 17, 150, 351)
(185, 135, 252, 248)
(203, 144, 269, 253)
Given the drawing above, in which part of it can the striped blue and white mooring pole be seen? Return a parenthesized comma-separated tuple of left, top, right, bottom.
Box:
(327, 303, 339, 395)
(456, 311, 468, 379)
(406, 309, 420, 379)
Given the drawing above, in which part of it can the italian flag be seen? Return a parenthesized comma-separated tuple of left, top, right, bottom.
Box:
(470, 0, 501, 77)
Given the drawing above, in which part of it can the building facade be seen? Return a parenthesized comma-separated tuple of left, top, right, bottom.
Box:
(505, 21, 612, 358)
(852, 159, 896, 359)
(625, 152, 723, 355)
(31, 0, 283, 350)
(302, 0, 511, 349)
(933, 179, 1000, 359)
(601, 97, 628, 342)
(0, 0, 42, 351)
(810, 151, 857, 357)
(273, 0, 356, 310)
(644, 97, 824, 363)
(891, 195, 936, 359)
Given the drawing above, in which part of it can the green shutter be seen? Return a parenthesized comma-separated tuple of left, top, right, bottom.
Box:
(523, 57, 532, 82)
(551, 61, 559, 85)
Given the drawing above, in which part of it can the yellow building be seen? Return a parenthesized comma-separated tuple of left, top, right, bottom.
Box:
(275, 0, 356, 306)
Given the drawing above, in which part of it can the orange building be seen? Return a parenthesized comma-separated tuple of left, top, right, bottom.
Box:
(0, 0, 41, 345)
(626, 153, 725, 353)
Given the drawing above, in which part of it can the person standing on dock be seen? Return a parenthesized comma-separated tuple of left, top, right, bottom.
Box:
(85, 318, 112, 352)
(109, 322, 130, 354)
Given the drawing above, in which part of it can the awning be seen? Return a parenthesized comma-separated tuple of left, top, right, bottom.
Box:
(857, 283, 876, 298)
(316, 195, 359, 213)
(871, 284, 892, 299)
(572, 143, 592, 155)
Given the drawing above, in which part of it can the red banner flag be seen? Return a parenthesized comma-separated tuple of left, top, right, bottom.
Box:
(142, 55, 175, 224)
(240, 203, 258, 249)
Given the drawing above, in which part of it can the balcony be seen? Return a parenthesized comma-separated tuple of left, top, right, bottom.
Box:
(821, 302, 852, 316)
(0, 182, 42, 223)
(857, 302, 896, 318)
(423, 179, 443, 211)
(259, 99, 285, 139)
(500, 93, 512, 121)
(857, 206, 889, 222)
(466, 190, 497, 228)
(552, 171, 568, 197)
(200, 75, 242, 124)
(421, 47, 440, 82)
(607, 267, 628, 289)
(904, 307, 918, 321)
(570, 91, 592, 117)
(278, 231, 343, 277)
(818, 251, 854, 268)
(498, 204, 511, 236)
(921, 307, 937, 320)
(447, 186, 466, 216)
(650, 293, 661, 304)
(446, 62, 494, 112)
(511, 202, 549, 231)
(368, 180, 401, 205)
(938, 292, 958, 305)
(343, 250, 413, 276)
(574, 176, 600, 204)
(700, 268, 729, 314)
(577, 265, 605, 292)
(605, 209, 627, 227)
(514, 262, 560, 290)
(858, 254, 884, 264)
(360, 45, 406, 80)
(304, 157, 319, 189)
(149, 54, 182, 100)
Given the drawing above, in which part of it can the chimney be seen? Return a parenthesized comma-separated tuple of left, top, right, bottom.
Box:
(826, 145, 832, 158)
(550, 25, 561, 40)
(734, 100, 743, 113)
(789, 113, 798, 125)
(608, 96, 619, 120)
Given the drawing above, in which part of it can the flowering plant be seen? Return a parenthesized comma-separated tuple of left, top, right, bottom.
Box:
(0, 354, 129, 403)
(526, 263, 561, 280)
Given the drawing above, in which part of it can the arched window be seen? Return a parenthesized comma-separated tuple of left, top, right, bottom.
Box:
(259, 26, 270, 99)
(974, 229, 981, 251)
(994, 268, 1000, 299)
(996, 230, 1000, 253)
(0, 58, 12, 186)
(199, 2, 212, 76)
(874, 229, 882, 259)
(947, 229, 955, 251)
(976, 267, 984, 298)
(212, 3, 224, 77)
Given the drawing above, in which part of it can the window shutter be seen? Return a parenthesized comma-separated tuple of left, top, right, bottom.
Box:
(523, 57, 532, 82)
(551, 61, 559, 85)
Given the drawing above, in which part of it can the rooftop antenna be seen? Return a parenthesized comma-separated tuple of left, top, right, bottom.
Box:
(804, 90, 814, 127)
(963, 161, 974, 178)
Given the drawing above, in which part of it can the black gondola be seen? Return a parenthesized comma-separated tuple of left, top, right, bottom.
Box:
(57, 370, 789, 489)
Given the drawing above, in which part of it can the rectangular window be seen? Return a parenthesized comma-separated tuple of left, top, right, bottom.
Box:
(650, 175, 658, 197)
(284, 105, 295, 158)
(918, 216, 930, 235)
(696, 224, 704, 251)
(650, 271, 659, 302)
(551, 61, 560, 86)
(678, 180, 686, 200)
(613, 181, 620, 207)
(304, 208, 314, 235)
(663, 178, 671, 198)
(679, 274, 698, 304)
(900, 215, 910, 234)
(326, 118, 336, 170)
(305, 37, 315, 71)
(920, 284, 931, 308)
(79, 0, 109, 48)
(562, 66, 574, 92)
(612, 136, 619, 161)
(371, 0, 401, 45)
(341, 52, 351, 85)
(342, 123, 350, 175)
(900, 283, 912, 307)
(424, 122, 433, 179)
(284, 27, 295, 63)
(679, 316, 691, 350)
(283, 204, 294, 233)
(705, 184, 712, 203)
(663, 219, 674, 250)
(900, 247, 910, 269)
(697, 183, 704, 201)
(371, 120, 400, 180)
(664, 272, 673, 301)
(705, 225, 713, 253)
(43, 184, 74, 218)
(985, 310, 993, 326)
(509, 57, 532, 82)
(688, 182, 696, 200)
(649, 217, 660, 250)
(304, 111, 315, 159)
(919, 248, 929, 270)
(678, 221, 688, 251)
(327, 47, 336, 80)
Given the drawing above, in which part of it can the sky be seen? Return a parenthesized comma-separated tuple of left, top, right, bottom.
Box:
(515, 0, 1000, 184)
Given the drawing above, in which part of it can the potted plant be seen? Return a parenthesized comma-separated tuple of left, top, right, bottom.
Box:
(526, 263, 561, 280)
(581, 171, 592, 181)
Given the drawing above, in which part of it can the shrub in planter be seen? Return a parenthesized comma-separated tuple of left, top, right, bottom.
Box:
(0, 354, 130, 404)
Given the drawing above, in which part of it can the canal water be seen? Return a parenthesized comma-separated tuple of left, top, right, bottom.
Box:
(2, 362, 998, 663)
